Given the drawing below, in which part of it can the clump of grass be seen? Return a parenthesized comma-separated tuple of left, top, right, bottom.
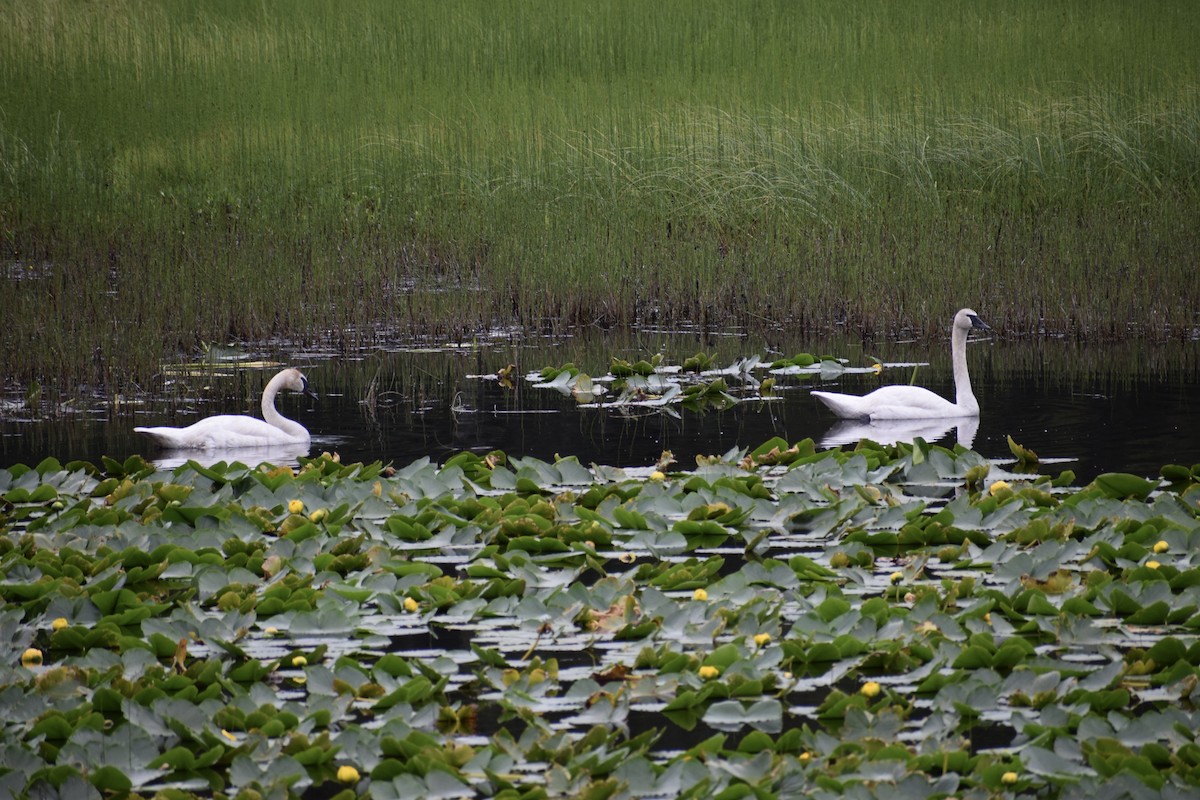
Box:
(1, 0, 1198, 394)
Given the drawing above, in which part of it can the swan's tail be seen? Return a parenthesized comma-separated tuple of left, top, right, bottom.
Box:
(810, 391, 871, 420)
(133, 426, 184, 448)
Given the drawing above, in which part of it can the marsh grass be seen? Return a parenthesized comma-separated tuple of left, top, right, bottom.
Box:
(1, 0, 1198, 393)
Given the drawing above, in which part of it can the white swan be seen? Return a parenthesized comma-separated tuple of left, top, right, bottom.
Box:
(811, 308, 990, 420)
(135, 368, 317, 450)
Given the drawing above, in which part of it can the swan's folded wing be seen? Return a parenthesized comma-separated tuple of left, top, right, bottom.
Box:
(858, 386, 961, 419)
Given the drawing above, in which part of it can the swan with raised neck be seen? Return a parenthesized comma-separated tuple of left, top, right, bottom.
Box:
(811, 309, 990, 420)
(134, 368, 317, 450)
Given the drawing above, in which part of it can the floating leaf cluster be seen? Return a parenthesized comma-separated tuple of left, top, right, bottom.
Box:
(2, 444, 1200, 798)
(526, 351, 880, 413)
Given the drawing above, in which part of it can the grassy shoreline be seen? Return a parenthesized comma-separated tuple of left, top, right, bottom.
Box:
(2, 1, 1198, 392)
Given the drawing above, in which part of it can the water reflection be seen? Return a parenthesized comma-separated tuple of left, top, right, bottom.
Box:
(1, 332, 1198, 482)
(818, 416, 980, 449)
(145, 441, 313, 470)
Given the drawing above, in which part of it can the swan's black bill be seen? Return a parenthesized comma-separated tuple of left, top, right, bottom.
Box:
(967, 314, 991, 331)
(301, 377, 319, 400)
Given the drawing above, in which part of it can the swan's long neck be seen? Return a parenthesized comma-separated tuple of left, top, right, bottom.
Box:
(261, 372, 308, 439)
(950, 324, 979, 415)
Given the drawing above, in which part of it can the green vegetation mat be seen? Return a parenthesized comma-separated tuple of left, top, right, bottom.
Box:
(3, 439, 1200, 798)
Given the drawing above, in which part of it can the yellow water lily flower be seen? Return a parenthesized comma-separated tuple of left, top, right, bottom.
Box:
(337, 765, 361, 784)
(692, 588, 708, 601)
(287, 499, 304, 514)
(650, 470, 666, 481)
(309, 508, 328, 523)
(1146, 560, 1161, 570)
(889, 571, 904, 583)
(1001, 770, 1019, 784)
(698, 665, 720, 680)
(1153, 540, 1169, 553)
(291, 655, 307, 667)
(404, 596, 420, 612)
(988, 480, 1011, 496)
(52, 617, 68, 631)
(860, 680, 881, 698)
(21, 648, 43, 667)
(754, 633, 772, 647)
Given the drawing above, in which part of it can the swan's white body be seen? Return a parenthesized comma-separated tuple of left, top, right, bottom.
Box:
(135, 368, 317, 450)
(811, 308, 990, 421)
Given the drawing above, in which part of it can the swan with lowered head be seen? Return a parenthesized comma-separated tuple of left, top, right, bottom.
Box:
(811, 308, 990, 420)
(135, 368, 317, 450)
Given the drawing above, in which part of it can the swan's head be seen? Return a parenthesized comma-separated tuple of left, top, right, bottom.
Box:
(955, 308, 991, 332)
(282, 368, 319, 400)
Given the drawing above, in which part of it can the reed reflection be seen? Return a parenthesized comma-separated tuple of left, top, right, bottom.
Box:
(1, 334, 1197, 483)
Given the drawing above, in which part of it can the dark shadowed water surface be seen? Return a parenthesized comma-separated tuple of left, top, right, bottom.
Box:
(2, 330, 1197, 481)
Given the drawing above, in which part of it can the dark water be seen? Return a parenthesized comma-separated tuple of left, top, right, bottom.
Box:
(2, 331, 1198, 482)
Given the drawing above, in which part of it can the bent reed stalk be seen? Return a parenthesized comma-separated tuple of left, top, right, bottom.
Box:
(1, 0, 1198, 395)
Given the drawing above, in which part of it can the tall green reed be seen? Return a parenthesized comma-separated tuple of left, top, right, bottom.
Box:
(1, 0, 1197, 393)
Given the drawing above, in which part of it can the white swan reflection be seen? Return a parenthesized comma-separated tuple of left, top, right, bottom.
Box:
(148, 440, 311, 470)
(819, 415, 979, 450)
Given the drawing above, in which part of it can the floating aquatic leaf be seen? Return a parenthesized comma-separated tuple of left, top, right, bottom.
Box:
(704, 699, 784, 728)
(1093, 472, 1159, 501)
(1007, 435, 1040, 468)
